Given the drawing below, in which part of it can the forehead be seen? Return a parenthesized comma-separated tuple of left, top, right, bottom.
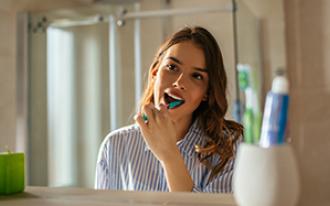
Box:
(162, 41, 206, 69)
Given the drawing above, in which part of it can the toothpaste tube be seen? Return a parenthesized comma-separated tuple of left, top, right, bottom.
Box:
(259, 75, 289, 147)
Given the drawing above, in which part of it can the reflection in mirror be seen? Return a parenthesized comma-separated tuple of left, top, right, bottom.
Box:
(25, 0, 277, 190)
(235, 0, 263, 144)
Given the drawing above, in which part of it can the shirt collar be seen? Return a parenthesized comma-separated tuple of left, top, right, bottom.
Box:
(143, 119, 206, 157)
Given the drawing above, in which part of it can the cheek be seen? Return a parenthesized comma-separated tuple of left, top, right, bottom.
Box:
(155, 70, 172, 88)
(154, 73, 163, 90)
(152, 74, 165, 103)
(189, 80, 208, 95)
(189, 88, 207, 107)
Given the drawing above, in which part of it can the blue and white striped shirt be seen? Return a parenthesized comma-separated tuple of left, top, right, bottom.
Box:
(95, 120, 236, 192)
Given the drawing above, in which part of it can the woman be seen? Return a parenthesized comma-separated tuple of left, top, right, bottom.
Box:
(95, 26, 243, 192)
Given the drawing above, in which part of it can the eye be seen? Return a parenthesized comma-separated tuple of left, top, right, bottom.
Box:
(166, 64, 177, 71)
(192, 72, 204, 80)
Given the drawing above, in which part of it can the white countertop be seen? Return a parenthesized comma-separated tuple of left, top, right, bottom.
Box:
(0, 186, 237, 206)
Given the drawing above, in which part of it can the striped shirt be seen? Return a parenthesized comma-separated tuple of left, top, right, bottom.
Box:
(95, 120, 236, 192)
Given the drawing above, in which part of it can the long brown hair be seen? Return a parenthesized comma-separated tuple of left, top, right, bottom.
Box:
(139, 26, 243, 182)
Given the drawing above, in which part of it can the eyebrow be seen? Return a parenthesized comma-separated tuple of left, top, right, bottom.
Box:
(167, 56, 208, 73)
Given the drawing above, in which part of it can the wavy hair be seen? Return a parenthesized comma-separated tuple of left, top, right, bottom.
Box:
(139, 26, 243, 182)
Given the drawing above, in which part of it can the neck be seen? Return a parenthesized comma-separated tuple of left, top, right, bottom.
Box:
(174, 115, 193, 141)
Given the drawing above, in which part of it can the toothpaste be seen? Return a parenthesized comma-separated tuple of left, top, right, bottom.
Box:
(259, 75, 289, 147)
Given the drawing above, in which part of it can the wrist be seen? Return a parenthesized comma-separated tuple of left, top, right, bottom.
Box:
(159, 147, 182, 166)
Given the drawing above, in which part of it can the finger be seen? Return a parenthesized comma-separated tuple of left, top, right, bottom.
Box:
(134, 113, 149, 133)
(149, 102, 155, 108)
(149, 102, 162, 118)
(143, 104, 156, 123)
(159, 103, 170, 119)
(134, 114, 155, 147)
(159, 103, 167, 112)
(156, 103, 167, 122)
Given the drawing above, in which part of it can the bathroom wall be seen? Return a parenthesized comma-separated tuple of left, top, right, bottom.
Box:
(285, 0, 330, 205)
(242, 0, 286, 100)
(241, 1, 330, 205)
(0, 5, 16, 151)
(0, 0, 94, 151)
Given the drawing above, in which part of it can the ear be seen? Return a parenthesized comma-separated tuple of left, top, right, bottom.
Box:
(151, 67, 159, 78)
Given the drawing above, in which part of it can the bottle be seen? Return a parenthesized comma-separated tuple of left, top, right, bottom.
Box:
(243, 88, 254, 143)
(259, 73, 289, 147)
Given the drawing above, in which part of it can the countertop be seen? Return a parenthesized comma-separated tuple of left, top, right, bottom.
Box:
(0, 186, 237, 206)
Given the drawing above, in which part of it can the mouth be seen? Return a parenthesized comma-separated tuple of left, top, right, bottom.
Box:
(164, 92, 185, 109)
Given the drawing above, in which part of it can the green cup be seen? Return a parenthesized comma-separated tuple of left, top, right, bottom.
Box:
(0, 152, 25, 195)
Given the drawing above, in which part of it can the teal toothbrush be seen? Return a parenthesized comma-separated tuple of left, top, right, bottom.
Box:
(168, 100, 182, 109)
(142, 100, 183, 122)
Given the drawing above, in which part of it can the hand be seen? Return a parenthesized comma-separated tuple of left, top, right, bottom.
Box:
(135, 103, 194, 191)
(134, 103, 179, 162)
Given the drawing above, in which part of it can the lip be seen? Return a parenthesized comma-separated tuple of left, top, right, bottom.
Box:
(164, 89, 184, 101)
(161, 89, 186, 109)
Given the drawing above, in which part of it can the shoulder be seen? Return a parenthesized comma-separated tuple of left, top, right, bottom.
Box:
(104, 124, 140, 143)
(97, 124, 142, 163)
(99, 124, 141, 151)
(109, 124, 140, 137)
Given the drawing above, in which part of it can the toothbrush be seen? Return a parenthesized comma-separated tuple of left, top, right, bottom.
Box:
(142, 100, 182, 122)
(168, 100, 182, 109)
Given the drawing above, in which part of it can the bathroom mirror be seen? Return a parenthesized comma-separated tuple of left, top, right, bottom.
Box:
(21, 0, 285, 188)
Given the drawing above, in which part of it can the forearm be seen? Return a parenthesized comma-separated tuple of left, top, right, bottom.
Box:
(160, 148, 194, 192)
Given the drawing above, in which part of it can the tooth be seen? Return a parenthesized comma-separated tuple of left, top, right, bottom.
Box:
(169, 93, 183, 100)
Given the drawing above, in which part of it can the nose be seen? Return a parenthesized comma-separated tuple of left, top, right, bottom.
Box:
(172, 73, 186, 90)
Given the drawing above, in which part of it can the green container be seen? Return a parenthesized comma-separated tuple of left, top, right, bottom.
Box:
(0, 152, 25, 195)
(243, 108, 254, 144)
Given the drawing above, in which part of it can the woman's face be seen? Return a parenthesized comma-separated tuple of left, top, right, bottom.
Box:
(152, 41, 209, 122)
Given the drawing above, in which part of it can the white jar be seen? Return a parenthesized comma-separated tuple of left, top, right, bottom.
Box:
(233, 143, 300, 206)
